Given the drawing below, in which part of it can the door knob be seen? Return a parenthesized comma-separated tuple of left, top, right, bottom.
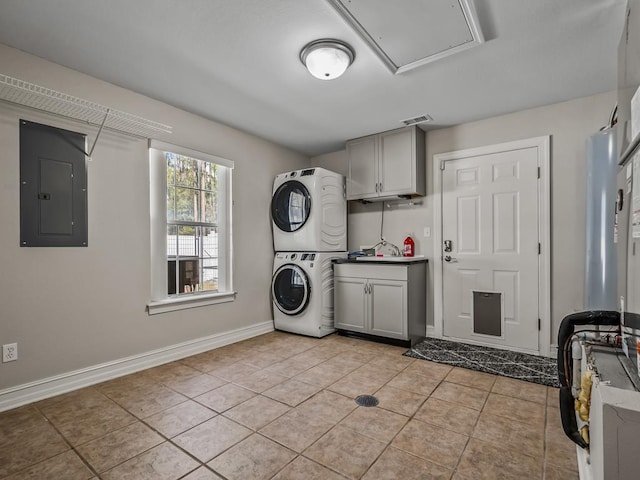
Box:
(444, 255, 458, 263)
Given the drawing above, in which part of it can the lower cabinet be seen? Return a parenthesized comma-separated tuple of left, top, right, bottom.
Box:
(334, 261, 426, 345)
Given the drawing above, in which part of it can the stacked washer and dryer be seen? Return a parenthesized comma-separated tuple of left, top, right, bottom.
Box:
(270, 167, 347, 337)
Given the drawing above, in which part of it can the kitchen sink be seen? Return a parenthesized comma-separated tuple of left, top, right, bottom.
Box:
(355, 255, 426, 262)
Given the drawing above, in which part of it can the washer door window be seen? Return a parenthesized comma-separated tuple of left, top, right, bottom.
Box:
(272, 264, 310, 315)
(271, 181, 311, 232)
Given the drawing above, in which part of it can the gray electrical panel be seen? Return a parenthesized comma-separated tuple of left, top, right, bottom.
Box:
(20, 120, 88, 247)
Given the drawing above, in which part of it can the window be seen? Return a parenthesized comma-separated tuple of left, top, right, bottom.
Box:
(166, 154, 219, 295)
(148, 140, 234, 314)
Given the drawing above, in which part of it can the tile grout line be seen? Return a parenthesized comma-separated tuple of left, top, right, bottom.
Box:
(449, 378, 493, 476)
(2, 333, 573, 480)
(326, 354, 442, 478)
(253, 338, 368, 478)
(76, 385, 209, 478)
(132, 336, 334, 479)
(256, 346, 415, 478)
(32, 401, 103, 480)
(0, 333, 311, 480)
(376, 366, 453, 475)
(164, 344, 330, 478)
(135, 353, 308, 478)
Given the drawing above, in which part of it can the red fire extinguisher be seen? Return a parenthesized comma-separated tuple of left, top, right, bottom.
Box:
(403, 234, 415, 257)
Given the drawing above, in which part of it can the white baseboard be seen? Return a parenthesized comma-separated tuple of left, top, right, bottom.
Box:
(0, 320, 274, 413)
(426, 325, 436, 337)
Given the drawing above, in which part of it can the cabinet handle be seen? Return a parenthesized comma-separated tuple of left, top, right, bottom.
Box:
(375, 183, 378, 193)
(379, 182, 383, 192)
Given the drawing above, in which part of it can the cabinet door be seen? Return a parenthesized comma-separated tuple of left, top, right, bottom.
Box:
(347, 135, 378, 200)
(334, 276, 368, 332)
(369, 279, 407, 339)
(379, 127, 415, 196)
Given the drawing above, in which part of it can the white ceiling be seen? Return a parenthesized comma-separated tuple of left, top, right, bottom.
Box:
(0, 0, 627, 156)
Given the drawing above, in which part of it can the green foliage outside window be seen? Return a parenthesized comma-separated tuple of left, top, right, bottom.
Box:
(166, 153, 218, 231)
(166, 152, 220, 294)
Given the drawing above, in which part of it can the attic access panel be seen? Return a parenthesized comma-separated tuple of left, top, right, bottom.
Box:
(20, 120, 88, 247)
(327, 0, 484, 74)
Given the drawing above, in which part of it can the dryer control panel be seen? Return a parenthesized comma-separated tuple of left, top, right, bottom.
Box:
(275, 252, 315, 262)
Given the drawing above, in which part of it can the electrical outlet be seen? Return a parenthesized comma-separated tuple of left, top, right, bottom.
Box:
(2, 343, 17, 362)
(423, 227, 431, 237)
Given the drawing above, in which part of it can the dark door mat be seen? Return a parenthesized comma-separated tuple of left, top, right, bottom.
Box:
(405, 337, 560, 387)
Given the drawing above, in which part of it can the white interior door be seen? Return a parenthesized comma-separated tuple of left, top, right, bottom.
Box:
(441, 145, 540, 353)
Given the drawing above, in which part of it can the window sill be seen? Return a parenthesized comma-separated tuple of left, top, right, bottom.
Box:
(147, 291, 236, 315)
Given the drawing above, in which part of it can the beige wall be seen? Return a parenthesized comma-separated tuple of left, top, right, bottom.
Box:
(0, 44, 308, 390)
(312, 91, 617, 348)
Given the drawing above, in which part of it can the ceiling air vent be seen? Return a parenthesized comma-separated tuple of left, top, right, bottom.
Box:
(401, 115, 433, 126)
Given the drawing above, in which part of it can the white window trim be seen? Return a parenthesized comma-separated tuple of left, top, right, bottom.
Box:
(148, 291, 236, 315)
(148, 140, 234, 314)
(150, 140, 235, 169)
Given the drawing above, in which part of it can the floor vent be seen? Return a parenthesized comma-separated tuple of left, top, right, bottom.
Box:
(355, 395, 379, 407)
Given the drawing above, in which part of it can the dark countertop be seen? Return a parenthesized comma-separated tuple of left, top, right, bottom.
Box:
(334, 256, 428, 265)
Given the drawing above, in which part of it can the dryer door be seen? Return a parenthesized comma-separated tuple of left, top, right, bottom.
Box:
(271, 180, 311, 232)
(272, 264, 311, 315)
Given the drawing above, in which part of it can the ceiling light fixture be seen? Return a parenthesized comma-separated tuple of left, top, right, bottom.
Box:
(300, 39, 355, 80)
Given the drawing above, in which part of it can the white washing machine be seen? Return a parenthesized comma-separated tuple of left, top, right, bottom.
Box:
(271, 167, 346, 252)
(272, 251, 346, 337)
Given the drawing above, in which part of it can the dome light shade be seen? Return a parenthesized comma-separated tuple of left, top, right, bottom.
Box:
(300, 39, 355, 80)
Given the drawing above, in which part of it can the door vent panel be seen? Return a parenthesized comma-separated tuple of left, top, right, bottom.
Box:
(473, 291, 501, 336)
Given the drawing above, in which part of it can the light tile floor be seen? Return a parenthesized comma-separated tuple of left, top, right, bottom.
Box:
(0, 331, 580, 479)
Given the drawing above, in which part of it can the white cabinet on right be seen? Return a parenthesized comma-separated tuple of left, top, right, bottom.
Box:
(346, 125, 426, 201)
(333, 260, 427, 346)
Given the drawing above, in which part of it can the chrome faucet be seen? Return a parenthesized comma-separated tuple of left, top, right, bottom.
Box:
(373, 238, 401, 256)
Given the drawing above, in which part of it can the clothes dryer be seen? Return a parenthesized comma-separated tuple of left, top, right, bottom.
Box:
(272, 251, 346, 337)
(271, 167, 346, 252)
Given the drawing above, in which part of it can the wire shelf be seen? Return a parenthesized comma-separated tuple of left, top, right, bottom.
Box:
(0, 73, 172, 138)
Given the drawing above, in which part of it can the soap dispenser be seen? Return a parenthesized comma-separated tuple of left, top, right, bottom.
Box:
(403, 234, 415, 257)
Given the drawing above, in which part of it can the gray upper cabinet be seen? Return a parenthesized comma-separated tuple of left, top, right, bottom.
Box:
(346, 135, 378, 200)
(346, 125, 425, 201)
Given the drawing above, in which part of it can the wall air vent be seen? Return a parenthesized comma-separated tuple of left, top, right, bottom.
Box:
(402, 115, 433, 126)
